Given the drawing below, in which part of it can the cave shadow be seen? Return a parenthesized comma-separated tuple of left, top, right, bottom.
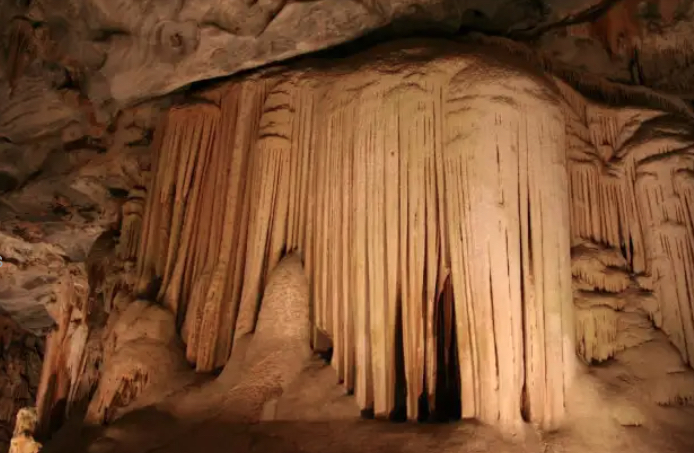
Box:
(40, 403, 511, 453)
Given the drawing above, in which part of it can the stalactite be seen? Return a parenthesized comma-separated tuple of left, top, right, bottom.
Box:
(575, 307, 618, 363)
(136, 41, 577, 433)
(571, 243, 632, 293)
(635, 157, 694, 366)
(34, 273, 83, 436)
(563, 74, 694, 370)
(65, 328, 103, 417)
(116, 188, 146, 261)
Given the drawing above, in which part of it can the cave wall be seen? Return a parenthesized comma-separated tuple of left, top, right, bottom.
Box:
(21, 35, 694, 440)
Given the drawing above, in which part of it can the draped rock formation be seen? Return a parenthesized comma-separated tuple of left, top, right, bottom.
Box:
(564, 86, 694, 367)
(133, 38, 576, 433)
(57, 253, 312, 453)
(22, 37, 694, 450)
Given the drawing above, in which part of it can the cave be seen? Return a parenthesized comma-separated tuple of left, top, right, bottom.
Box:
(1, 1, 694, 453)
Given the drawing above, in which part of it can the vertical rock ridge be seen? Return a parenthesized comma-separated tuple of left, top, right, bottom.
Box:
(129, 40, 691, 435)
(564, 87, 694, 368)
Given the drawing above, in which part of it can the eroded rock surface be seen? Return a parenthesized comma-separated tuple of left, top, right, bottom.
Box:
(2, 0, 694, 122)
(1, 1, 694, 452)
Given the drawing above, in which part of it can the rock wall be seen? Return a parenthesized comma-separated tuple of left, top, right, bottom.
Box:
(15, 35, 694, 444)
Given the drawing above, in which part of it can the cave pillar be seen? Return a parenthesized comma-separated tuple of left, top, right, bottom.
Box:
(442, 63, 575, 431)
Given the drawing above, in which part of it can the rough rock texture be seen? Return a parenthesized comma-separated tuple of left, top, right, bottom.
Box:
(32, 36, 692, 448)
(2, 0, 694, 124)
(83, 299, 195, 425)
(536, 0, 694, 96)
(0, 102, 160, 333)
(128, 37, 577, 434)
(1, 0, 694, 451)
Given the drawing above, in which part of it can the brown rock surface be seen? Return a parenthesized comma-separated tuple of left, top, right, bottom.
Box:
(0, 1, 694, 452)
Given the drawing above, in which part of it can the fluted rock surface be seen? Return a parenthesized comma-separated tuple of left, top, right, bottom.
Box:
(0, 22, 692, 452)
(130, 38, 578, 433)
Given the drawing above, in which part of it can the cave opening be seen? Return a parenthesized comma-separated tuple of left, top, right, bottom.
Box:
(389, 296, 407, 422)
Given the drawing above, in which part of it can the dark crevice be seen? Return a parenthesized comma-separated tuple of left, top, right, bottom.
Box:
(520, 182, 531, 422)
(389, 296, 407, 422)
(63, 136, 109, 153)
(430, 276, 461, 422)
(630, 47, 645, 86)
(107, 187, 130, 198)
(360, 407, 375, 419)
(16, 168, 43, 192)
(0, 172, 19, 193)
(508, 0, 623, 40)
(90, 28, 130, 42)
(2, 257, 21, 266)
(136, 276, 162, 304)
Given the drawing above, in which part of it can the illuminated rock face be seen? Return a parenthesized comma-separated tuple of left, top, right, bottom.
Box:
(30, 38, 694, 444)
(131, 39, 575, 433)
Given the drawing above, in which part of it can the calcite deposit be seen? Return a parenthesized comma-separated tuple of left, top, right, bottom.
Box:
(1, 2, 694, 453)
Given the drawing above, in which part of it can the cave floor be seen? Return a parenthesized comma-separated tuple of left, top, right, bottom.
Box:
(41, 350, 694, 453)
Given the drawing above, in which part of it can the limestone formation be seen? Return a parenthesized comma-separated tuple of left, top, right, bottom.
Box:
(135, 38, 578, 433)
(22, 36, 689, 445)
(84, 299, 194, 424)
(1, 2, 694, 451)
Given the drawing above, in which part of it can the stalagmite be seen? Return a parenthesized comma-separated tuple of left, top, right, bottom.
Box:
(219, 253, 312, 422)
(34, 273, 86, 436)
(84, 300, 192, 424)
(134, 40, 579, 433)
(9, 407, 41, 453)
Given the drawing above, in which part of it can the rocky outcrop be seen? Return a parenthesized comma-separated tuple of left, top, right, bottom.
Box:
(0, 101, 160, 334)
(2, 0, 694, 128)
(536, 0, 694, 96)
(0, 94, 162, 441)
